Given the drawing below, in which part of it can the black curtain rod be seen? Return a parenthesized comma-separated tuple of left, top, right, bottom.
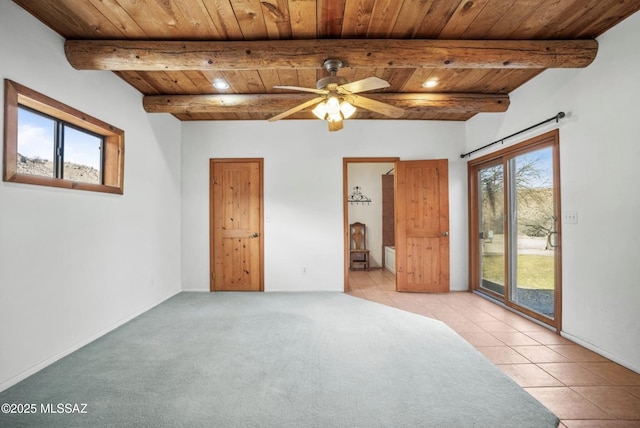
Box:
(460, 112, 565, 159)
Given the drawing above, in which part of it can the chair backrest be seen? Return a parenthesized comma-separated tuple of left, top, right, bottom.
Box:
(350, 222, 367, 250)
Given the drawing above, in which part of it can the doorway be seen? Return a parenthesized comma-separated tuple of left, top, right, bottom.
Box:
(344, 158, 398, 291)
(343, 158, 450, 293)
(210, 158, 264, 291)
(468, 130, 562, 331)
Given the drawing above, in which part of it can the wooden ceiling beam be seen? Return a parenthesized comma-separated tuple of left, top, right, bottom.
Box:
(142, 93, 509, 115)
(66, 39, 597, 71)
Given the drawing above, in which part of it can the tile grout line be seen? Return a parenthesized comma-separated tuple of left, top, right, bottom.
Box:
(347, 272, 640, 425)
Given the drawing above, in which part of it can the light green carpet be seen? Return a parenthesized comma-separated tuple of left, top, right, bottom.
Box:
(0, 292, 558, 427)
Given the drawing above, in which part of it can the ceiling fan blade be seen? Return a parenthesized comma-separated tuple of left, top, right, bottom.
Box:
(347, 94, 405, 118)
(268, 96, 326, 122)
(273, 85, 328, 95)
(338, 77, 390, 94)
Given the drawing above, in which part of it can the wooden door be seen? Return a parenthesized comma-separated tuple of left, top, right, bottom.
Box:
(210, 159, 263, 291)
(396, 159, 450, 292)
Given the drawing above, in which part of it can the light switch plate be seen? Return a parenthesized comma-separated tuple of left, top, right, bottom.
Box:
(564, 211, 578, 224)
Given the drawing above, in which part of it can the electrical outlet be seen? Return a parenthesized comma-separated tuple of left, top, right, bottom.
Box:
(564, 211, 578, 224)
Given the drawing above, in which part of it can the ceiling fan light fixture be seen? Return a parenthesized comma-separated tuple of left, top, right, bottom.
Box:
(312, 97, 356, 122)
(312, 102, 327, 120)
(327, 112, 342, 122)
(340, 101, 356, 119)
(326, 96, 341, 116)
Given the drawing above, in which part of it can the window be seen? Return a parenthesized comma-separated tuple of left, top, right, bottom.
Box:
(3, 80, 124, 194)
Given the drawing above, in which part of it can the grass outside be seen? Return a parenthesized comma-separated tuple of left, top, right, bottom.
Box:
(482, 254, 555, 290)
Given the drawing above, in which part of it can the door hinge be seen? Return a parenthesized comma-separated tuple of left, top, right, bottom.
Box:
(211, 272, 215, 280)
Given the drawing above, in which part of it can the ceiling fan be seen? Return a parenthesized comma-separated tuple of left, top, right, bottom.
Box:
(268, 59, 405, 132)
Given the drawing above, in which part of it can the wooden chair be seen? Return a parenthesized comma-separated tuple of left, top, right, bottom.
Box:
(349, 222, 370, 271)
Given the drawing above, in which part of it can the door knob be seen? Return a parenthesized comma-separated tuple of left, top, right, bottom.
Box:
(442, 231, 449, 237)
(250, 232, 259, 238)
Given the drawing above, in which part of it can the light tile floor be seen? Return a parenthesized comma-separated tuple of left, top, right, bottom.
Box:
(346, 269, 640, 427)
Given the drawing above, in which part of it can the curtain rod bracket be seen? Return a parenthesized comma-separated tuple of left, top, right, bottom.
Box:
(460, 112, 565, 159)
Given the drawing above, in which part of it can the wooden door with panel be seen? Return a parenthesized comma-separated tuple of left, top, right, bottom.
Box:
(396, 159, 450, 293)
(210, 159, 263, 291)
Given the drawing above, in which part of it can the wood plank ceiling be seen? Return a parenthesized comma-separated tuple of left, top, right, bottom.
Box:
(12, 0, 640, 123)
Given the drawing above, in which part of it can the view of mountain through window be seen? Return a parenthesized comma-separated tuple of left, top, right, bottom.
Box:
(17, 106, 102, 184)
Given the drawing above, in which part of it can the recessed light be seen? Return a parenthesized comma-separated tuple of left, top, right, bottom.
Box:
(422, 78, 439, 88)
(212, 79, 230, 90)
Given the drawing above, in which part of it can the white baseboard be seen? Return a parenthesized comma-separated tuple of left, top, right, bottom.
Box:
(560, 331, 640, 374)
(0, 290, 181, 392)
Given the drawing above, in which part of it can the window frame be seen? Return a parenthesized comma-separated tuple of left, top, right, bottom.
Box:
(3, 79, 124, 194)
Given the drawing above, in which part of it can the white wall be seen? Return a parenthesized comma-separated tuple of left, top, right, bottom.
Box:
(182, 120, 468, 292)
(465, 12, 640, 372)
(347, 162, 394, 267)
(0, 2, 182, 390)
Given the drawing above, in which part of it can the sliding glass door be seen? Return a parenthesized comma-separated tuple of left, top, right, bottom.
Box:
(469, 130, 561, 330)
